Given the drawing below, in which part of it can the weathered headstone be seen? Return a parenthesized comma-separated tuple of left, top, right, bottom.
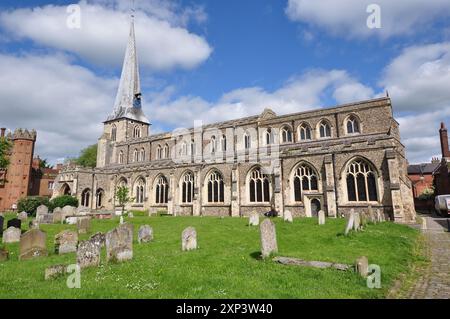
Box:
(65, 217, 78, 225)
(37, 214, 53, 224)
(344, 210, 355, 235)
(29, 219, 39, 230)
(360, 212, 368, 227)
(283, 211, 293, 223)
(45, 265, 67, 280)
(19, 229, 48, 260)
(18, 211, 28, 223)
(181, 227, 197, 251)
(260, 219, 278, 259)
(138, 225, 153, 243)
(355, 256, 369, 277)
(376, 209, 383, 222)
(77, 217, 91, 234)
(2, 227, 21, 243)
(36, 205, 48, 217)
(7, 218, 21, 230)
(62, 205, 76, 220)
(318, 210, 326, 225)
(249, 212, 259, 226)
(52, 207, 63, 224)
(77, 239, 101, 269)
(106, 223, 134, 262)
(90, 232, 106, 248)
(119, 216, 124, 224)
(0, 215, 4, 237)
(353, 213, 361, 231)
(55, 230, 78, 255)
(368, 205, 374, 223)
(0, 248, 8, 262)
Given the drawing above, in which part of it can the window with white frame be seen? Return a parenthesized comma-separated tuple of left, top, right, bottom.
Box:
(135, 178, 145, 204)
(299, 123, 312, 141)
(207, 171, 224, 203)
(346, 159, 378, 202)
(281, 126, 293, 143)
(155, 176, 169, 204)
(293, 164, 318, 202)
(181, 172, 194, 203)
(346, 115, 360, 134)
(248, 167, 270, 203)
(319, 121, 331, 138)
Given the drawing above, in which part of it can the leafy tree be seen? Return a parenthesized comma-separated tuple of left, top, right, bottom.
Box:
(0, 136, 12, 169)
(418, 187, 435, 201)
(75, 144, 97, 168)
(50, 195, 78, 210)
(17, 196, 50, 216)
(116, 186, 134, 215)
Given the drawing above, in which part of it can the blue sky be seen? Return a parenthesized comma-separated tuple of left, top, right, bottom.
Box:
(0, 0, 449, 164)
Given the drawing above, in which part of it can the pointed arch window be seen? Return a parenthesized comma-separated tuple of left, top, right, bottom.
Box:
(181, 172, 194, 203)
(181, 141, 188, 156)
(244, 133, 251, 149)
(133, 125, 141, 138)
(155, 176, 169, 204)
(248, 168, 270, 203)
(190, 140, 196, 156)
(133, 149, 139, 162)
(135, 178, 145, 204)
(319, 121, 331, 138)
(139, 148, 145, 162)
(210, 136, 217, 154)
(81, 189, 91, 207)
(281, 126, 293, 144)
(96, 189, 104, 208)
(157, 145, 162, 160)
(163, 144, 170, 159)
(346, 115, 360, 134)
(299, 123, 311, 141)
(111, 125, 117, 142)
(293, 164, 318, 202)
(220, 135, 227, 152)
(346, 159, 378, 202)
(265, 128, 274, 145)
(207, 171, 224, 203)
(118, 151, 124, 164)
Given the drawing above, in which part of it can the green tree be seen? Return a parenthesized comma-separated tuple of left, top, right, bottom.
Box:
(39, 158, 52, 169)
(75, 144, 97, 168)
(116, 186, 134, 215)
(0, 136, 12, 169)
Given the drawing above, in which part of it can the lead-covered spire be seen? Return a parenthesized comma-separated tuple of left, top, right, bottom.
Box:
(107, 15, 149, 123)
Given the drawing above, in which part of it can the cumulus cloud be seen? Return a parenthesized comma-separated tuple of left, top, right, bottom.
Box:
(285, 0, 450, 39)
(0, 0, 212, 71)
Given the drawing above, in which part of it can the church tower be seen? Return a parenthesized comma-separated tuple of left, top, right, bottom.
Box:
(97, 13, 150, 168)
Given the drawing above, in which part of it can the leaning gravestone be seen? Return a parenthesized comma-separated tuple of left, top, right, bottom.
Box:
(52, 207, 63, 224)
(353, 213, 361, 231)
(0, 215, 4, 237)
(249, 212, 259, 226)
(181, 227, 197, 251)
(77, 239, 101, 269)
(2, 227, 21, 243)
(355, 256, 369, 277)
(283, 211, 293, 223)
(18, 211, 28, 223)
(318, 210, 326, 225)
(7, 218, 21, 230)
(77, 217, 91, 234)
(260, 219, 278, 259)
(344, 210, 355, 236)
(138, 225, 153, 244)
(90, 232, 106, 248)
(19, 229, 48, 260)
(55, 230, 78, 255)
(106, 223, 134, 262)
(36, 205, 49, 217)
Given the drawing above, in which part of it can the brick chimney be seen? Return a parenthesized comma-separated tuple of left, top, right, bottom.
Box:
(440, 122, 450, 159)
(0, 128, 5, 138)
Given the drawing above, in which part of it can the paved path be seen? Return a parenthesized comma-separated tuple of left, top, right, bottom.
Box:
(406, 215, 450, 299)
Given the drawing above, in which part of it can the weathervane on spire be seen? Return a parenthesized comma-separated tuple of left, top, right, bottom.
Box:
(131, 0, 135, 18)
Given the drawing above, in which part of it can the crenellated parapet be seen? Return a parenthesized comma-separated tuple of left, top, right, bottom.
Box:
(10, 128, 37, 141)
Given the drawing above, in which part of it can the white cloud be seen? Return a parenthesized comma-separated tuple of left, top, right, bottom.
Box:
(286, 0, 450, 39)
(0, 0, 212, 71)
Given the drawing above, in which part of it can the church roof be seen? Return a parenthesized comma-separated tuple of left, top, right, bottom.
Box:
(106, 16, 149, 124)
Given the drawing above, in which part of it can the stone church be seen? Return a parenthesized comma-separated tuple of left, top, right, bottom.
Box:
(52, 17, 415, 223)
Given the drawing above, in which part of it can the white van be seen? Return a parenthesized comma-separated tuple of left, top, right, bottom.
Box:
(434, 195, 450, 217)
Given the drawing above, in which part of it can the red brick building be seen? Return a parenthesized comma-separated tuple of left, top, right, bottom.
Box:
(0, 127, 61, 212)
(407, 160, 439, 198)
(433, 122, 450, 196)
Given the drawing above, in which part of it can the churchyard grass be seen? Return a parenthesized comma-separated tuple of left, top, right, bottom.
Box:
(0, 214, 423, 299)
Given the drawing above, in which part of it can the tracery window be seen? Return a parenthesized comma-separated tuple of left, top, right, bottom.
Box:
(346, 159, 378, 202)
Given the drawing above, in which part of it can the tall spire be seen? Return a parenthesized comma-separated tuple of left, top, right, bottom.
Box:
(107, 9, 149, 123)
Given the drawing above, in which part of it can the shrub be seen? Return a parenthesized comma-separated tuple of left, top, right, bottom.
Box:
(17, 196, 50, 216)
(50, 195, 78, 210)
(418, 187, 435, 201)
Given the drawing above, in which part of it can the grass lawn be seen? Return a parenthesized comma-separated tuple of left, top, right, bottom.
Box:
(0, 213, 424, 299)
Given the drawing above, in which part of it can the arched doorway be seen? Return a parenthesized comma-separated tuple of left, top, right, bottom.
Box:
(311, 199, 321, 217)
(61, 183, 71, 196)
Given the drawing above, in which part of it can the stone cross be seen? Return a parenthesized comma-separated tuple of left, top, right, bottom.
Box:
(106, 223, 134, 262)
(77, 239, 101, 269)
(283, 210, 293, 223)
(355, 256, 369, 277)
(344, 210, 355, 235)
(2, 227, 21, 244)
(260, 219, 278, 259)
(182, 227, 197, 251)
(138, 225, 153, 244)
(19, 229, 48, 260)
(318, 210, 326, 225)
(249, 212, 259, 226)
(55, 230, 78, 255)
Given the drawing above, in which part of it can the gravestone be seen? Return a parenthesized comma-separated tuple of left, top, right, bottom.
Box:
(376, 209, 383, 222)
(55, 230, 78, 254)
(65, 217, 78, 225)
(77, 239, 101, 269)
(77, 217, 91, 234)
(119, 216, 124, 224)
(18, 211, 28, 223)
(344, 210, 355, 235)
(355, 256, 369, 277)
(52, 207, 63, 224)
(249, 212, 259, 226)
(318, 210, 326, 225)
(0, 248, 8, 262)
(0, 215, 4, 237)
(106, 223, 134, 262)
(360, 212, 368, 227)
(368, 205, 374, 223)
(2, 227, 21, 243)
(283, 211, 293, 223)
(37, 214, 53, 224)
(260, 219, 278, 259)
(7, 218, 21, 230)
(181, 227, 197, 251)
(19, 229, 48, 260)
(62, 205, 76, 220)
(45, 265, 67, 280)
(128, 212, 134, 218)
(90, 232, 106, 248)
(36, 205, 49, 217)
(353, 213, 361, 231)
(29, 219, 39, 230)
(138, 225, 153, 244)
